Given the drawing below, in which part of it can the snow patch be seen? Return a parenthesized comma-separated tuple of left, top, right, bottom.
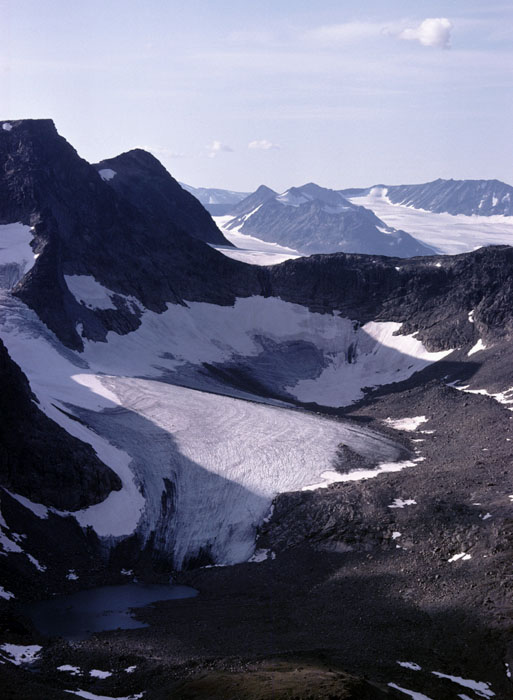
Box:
(67, 569, 79, 580)
(98, 168, 117, 181)
(58, 664, 82, 675)
(384, 416, 428, 432)
(0, 643, 42, 665)
(64, 275, 118, 310)
(90, 669, 113, 679)
(467, 339, 487, 356)
(432, 671, 494, 697)
(248, 548, 275, 563)
(388, 499, 417, 509)
(392, 532, 402, 540)
(448, 552, 471, 562)
(388, 683, 433, 699)
(65, 692, 144, 700)
(397, 661, 421, 671)
(302, 459, 417, 491)
(0, 585, 14, 600)
(2, 123, 12, 131)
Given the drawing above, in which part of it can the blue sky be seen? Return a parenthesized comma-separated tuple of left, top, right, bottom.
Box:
(1, 1, 513, 191)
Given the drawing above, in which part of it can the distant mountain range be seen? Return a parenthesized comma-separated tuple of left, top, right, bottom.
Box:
(218, 182, 435, 257)
(180, 183, 249, 215)
(340, 178, 513, 217)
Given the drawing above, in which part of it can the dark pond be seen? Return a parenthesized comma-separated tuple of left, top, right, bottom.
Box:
(23, 583, 198, 640)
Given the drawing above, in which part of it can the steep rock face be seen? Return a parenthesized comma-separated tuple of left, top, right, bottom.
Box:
(0, 120, 262, 350)
(0, 338, 121, 510)
(224, 183, 434, 257)
(268, 246, 513, 350)
(94, 150, 232, 246)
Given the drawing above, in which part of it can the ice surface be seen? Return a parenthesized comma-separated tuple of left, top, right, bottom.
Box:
(432, 671, 494, 697)
(388, 683, 433, 699)
(0, 643, 42, 665)
(384, 416, 428, 432)
(349, 188, 513, 255)
(0, 292, 434, 566)
(98, 168, 117, 181)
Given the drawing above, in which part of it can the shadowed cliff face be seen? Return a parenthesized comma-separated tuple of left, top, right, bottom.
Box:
(0, 338, 121, 510)
(93, 149, 232, 247)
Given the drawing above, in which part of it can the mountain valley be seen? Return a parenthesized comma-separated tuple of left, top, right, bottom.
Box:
(1, 120, 513, 699)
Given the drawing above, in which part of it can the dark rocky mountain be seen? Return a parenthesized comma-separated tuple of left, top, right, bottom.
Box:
(223, 183, 435, 257)
(226, 184, 278, 218)
(341, 178, 513, 216)
(94, 150, 232, 246)
(0, 120, 260, 350)
(180, 183, 250, 215)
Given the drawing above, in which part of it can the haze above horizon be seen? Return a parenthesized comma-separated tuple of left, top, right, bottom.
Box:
(1, 0, 512, 191)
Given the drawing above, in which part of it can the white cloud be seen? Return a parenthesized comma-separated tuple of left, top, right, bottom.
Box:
(248, 139, 280, 151)
(398, 18, 453, 49)
(206, 140, 234, 158)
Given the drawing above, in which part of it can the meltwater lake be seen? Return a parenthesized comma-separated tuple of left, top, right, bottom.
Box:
(23, 583, 198, 640)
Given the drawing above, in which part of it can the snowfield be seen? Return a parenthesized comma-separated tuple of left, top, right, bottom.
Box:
(0, 284, 451, 566)
(213, 214, 301, 265)
(348, 188, 513, 255)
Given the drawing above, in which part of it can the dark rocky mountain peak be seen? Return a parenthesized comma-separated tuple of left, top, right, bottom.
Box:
(94, 149, 232, 246)
(227, 184, 278, 218)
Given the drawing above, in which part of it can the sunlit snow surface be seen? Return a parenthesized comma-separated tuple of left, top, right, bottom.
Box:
(0, 290, 450, 566)
(348, 188, 513, 255)
(212, 215, 301, 265)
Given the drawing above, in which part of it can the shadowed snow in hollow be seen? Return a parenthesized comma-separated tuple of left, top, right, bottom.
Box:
(0, 223, 36, 288)
(0, 291, 444, 566)
(348, 188, 513, 255)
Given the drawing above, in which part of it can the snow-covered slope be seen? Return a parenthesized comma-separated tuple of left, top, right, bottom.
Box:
(347, 187, 513, 255)
(180, 183, 250, 215)
(0, 287, 449, 568)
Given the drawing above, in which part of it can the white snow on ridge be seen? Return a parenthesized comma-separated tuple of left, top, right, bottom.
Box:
(348, 188, 513, 255)
(0, 643, 42, 665)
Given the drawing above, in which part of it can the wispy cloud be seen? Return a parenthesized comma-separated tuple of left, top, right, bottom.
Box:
(206, 140, 234, 158)
(398, 18, 453, 49)
(307, 21, 385, 44)
(248, 139, 280, 151)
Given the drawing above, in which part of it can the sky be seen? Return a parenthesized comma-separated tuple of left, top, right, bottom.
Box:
(1, 0, 513, 191)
